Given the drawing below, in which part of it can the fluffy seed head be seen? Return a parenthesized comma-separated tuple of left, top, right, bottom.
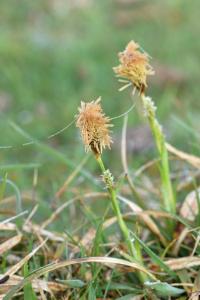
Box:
(76, 98, 113, 157)
(113, 40, 154, 93)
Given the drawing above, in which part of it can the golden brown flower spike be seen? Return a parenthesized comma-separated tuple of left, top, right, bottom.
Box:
(76, 98, 113, 158)
(113, 40, 154, 93)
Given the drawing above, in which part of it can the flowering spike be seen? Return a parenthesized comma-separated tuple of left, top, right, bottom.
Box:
(75, 98, 113, 157)
(113, 40, 154, 93)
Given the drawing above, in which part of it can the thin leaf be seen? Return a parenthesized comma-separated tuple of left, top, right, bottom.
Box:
(116, 294, 143, 300)
(0, 234, 22, 255)
(88, 285, 96, 300)
(103, 282, 141, 293)
(23, 263, 37, 300)
(56, 279, 85, 288)
(144, 281, 185, 297)
(131, 232, 176, 277)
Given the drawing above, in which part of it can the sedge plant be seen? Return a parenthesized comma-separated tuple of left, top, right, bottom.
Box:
(75, 97, 146, 282)
(114, 41, 176, 234)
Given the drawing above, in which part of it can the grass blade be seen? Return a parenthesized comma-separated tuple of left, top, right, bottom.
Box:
(131, 232, 176, 278)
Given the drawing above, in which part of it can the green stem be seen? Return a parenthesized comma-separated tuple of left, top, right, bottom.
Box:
(97, 156, 146, 283)
(141, 94, 176, 232)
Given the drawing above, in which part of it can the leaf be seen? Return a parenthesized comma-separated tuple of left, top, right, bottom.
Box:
(0, 234, 22, 255)
(103, 282, 141, 293)
(56, 279, 85, 288)
(166, 256, 200, 271)
(116, 294, 143, 300)
(88, 285, 96, 300)
(23, 263, 37, 300)
(144, 281, 185, 297)
(131, 232, 176, 277)
(166, 142, 200, 169)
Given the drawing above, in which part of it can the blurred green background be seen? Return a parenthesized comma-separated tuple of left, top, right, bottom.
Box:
(0, 0, 199, 198)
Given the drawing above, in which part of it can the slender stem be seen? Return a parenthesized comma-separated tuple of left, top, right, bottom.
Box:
(97, 155, 146, 282)
(140, 93, 176, 232)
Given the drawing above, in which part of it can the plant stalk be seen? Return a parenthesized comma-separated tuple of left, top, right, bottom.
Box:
(96, 155, 146, 282)
(140, 93, 176, 232)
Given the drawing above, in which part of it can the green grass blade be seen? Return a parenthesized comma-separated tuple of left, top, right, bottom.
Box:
(23, 263, 37, 300)
(144, 281, 185, 297)
(56, 279, 85, 288)
(116, 294, 143, 300)
(131, 232, 177, 278)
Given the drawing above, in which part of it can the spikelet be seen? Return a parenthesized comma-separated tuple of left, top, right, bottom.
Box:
(113, 40, 154, 93)
(76, 98, 113, 157)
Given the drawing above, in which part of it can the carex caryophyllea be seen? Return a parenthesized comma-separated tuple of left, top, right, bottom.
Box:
(76, 98, 113, 157)
(113, 40, 154, 93)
